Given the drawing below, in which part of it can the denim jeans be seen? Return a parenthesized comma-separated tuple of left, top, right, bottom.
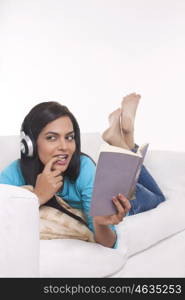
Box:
(128, 165, 166, 216)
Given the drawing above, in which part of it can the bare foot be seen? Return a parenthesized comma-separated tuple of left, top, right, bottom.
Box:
(121, 93, 141, 149)
(108, 108, 121, 126)
(102, 108, 129, 149)
(121, 93, 140, 134)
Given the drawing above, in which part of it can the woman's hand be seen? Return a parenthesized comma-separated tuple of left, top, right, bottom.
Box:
(33, 157, 63, 206)
(93, 193, 131, 226)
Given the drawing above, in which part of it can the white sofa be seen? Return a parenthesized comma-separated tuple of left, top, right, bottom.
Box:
(0, 133, 185, 278)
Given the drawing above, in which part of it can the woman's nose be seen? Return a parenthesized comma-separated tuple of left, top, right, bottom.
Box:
(57, 138, 67, 150)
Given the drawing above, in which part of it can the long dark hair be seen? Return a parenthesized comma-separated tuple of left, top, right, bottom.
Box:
(20, 101, 82, 186)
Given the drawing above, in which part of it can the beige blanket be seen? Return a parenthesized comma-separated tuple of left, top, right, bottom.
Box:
(22, 186, 95, 243)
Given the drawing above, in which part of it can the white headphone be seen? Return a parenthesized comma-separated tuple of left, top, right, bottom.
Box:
(20, 131, 34, 157)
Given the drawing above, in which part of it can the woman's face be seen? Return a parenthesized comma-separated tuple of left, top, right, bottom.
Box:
(37, 116, 76, 172)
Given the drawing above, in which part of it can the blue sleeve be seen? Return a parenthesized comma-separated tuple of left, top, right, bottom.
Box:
(0, 170, 13, 185)
(0, 160, 25, 186)
(77, 155, 117, 248)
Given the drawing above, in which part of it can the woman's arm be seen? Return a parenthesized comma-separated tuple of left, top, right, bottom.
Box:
(93, 193, 131, 248)
(93, 222, 117, 248)
(78, 156, 131, 248)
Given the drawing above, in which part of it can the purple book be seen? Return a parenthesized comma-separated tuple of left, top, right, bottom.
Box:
(90, 142, 149, 216)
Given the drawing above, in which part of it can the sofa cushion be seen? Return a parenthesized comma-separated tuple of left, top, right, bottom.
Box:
(0, 184, 40, 277)
(116, 150, 185, 256)
(40, 239, 127, 278)
(0, 133, 103, 171)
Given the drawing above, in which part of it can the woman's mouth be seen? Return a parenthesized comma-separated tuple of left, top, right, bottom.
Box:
(54, 154, 69, 166)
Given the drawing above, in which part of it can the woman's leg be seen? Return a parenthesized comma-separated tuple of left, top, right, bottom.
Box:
(129, 166, 166, 215)
(121, 93, 166, 214)
(138, 165, 164, 196)
(102, 93, 166, 215)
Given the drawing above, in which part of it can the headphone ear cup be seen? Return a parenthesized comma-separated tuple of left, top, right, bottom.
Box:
(20, 131, 35, 157)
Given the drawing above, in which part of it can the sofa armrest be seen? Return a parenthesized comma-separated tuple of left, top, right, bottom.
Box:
(0, 184, 40, 277)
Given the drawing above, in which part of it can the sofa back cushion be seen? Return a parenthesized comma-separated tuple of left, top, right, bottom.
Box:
(0, 133, 103, 171)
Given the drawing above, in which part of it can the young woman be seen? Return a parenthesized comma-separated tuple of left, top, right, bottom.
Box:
(0, 93, 165, 248)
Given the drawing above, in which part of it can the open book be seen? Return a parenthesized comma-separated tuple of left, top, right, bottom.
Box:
(90, 142, 149, 216)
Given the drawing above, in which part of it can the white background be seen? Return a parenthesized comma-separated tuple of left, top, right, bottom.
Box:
(0, 0, 185, 151)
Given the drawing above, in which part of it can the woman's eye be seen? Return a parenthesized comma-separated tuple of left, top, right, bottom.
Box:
(46, 135, 74, 141)
(67, 135, 75, 141)
(46, 136, 56, 141)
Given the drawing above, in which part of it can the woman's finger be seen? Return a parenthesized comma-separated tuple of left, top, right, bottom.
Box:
(54, 175, 63, 183)
(43, 157, 61, 174)
(112, 197, 125, 219)
(52, 169, 63, 177)
(54, 181, 63, 189)
(117, 193, 131, 214)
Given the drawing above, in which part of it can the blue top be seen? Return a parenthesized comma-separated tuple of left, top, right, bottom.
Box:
(0, 154, 117, 247)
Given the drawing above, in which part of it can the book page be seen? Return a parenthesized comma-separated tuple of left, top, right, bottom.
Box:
(137, 143, 149, 160)
(98, 141, 142, 157)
